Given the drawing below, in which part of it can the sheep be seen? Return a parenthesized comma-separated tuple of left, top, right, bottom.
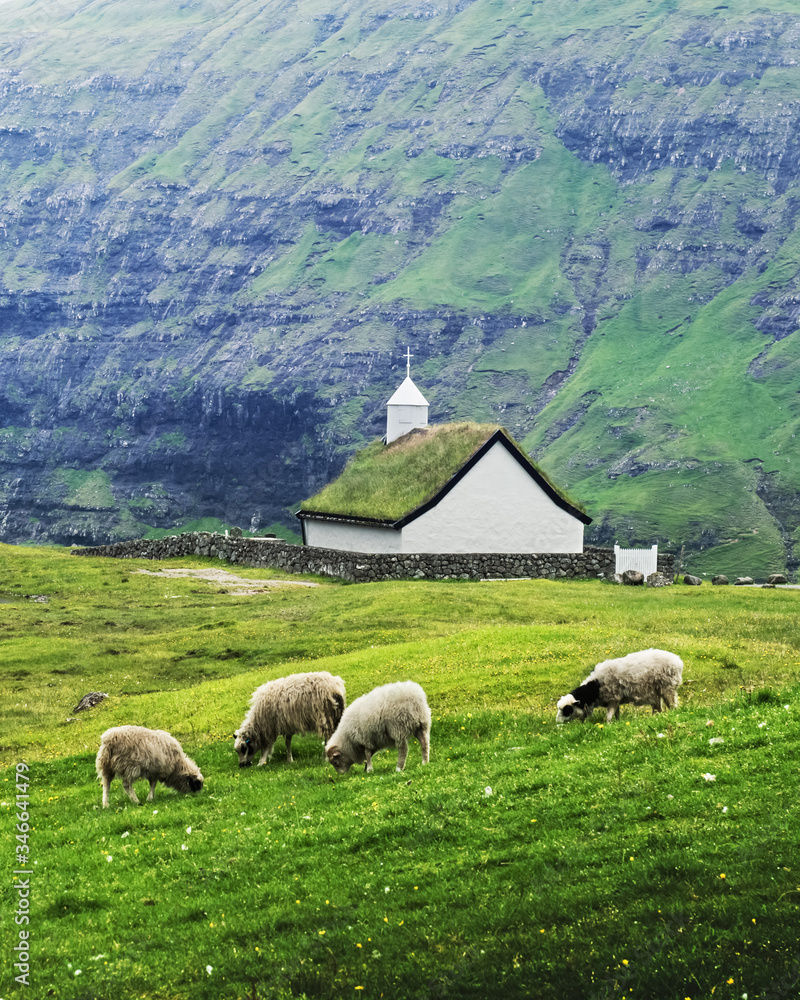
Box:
(556, 648, 683, 724)
(233, 671, 346, 767)
(325, 680, 431, 774)
(96, 726, 204, 808)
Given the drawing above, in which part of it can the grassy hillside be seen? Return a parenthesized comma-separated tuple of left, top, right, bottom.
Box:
(2, 545, 800, 998)
(1, 0, 800, 577)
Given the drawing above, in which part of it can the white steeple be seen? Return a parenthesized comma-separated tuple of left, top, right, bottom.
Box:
(385, 347, 429, 444)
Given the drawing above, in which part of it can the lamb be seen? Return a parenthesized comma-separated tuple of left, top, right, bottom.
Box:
(556, 648, 683, 724)
(234, 671, 346, 767)
(325, 680, 431, 774)
(96, 726, 204, 808)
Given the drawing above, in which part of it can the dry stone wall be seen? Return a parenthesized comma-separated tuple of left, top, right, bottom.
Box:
(71, 533, 674, 583)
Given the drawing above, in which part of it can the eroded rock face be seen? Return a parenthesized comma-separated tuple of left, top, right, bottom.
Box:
(536, 16, 800, 191)
(0, 4, 799, 566)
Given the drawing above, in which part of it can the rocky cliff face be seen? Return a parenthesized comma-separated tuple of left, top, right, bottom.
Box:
(1, 0, 799, 576)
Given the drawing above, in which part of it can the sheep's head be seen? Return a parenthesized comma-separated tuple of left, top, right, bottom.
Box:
(556, 693, 590, 724)
(171, 766, 204, 794)
(234, 728, 259, 768)
(325, 744, 353, 774)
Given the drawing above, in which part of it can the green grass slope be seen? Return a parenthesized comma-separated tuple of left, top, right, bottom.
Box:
(2, 546, 800, 998)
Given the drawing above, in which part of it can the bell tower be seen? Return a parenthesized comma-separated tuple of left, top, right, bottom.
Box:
(385, 347, 429, 444)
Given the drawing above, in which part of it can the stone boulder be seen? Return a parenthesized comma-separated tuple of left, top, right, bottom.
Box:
(767, 574, 788, 585)
(646, 572, 671, 587)
(683, 574, 702, 586)
(711, 575, 729, 585)
(734, 577, 754, 586)
(622, 569, 645, 586)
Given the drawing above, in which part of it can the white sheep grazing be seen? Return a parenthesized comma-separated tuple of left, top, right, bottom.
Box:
(556, 648, 683, 724)
(96, 726, 204, 808)
(325, 680, 431, 774)
(234, 671, 346, 767)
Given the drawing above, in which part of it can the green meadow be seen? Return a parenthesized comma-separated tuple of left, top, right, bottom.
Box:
(1, 544, 799, 1000)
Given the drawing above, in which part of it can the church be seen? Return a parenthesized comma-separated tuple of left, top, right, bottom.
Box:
(297, 356, 591, 555)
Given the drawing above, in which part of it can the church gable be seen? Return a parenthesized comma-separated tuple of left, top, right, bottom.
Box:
(398, 433, 590, 554)
(395, 429, 591, 529)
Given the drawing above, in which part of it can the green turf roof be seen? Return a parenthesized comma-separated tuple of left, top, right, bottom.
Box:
(300, 423, 500, 521)
(299, 422, 587, 523)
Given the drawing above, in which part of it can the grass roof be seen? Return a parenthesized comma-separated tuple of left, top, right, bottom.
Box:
(300, 422, 504, 521)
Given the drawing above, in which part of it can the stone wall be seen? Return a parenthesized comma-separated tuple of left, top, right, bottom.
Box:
(71, 533, 675, 583)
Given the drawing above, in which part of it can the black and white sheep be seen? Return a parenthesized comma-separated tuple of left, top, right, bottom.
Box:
(556, 648, 683, 724)
(96, 726, 204, 808)
(234, 671, 346, 767)
(325, 680, 431, 774)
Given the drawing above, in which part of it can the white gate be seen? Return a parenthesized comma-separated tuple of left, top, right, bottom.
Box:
(614, 543, 658, 578)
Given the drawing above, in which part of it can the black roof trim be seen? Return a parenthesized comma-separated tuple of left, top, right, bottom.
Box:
(393, 429, 593, 528)
(296, 509, 397, 529)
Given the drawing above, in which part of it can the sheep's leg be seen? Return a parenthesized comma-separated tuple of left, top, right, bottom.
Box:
(284, 734, 293, 763)
(146, 780, 157, 801)
(606, 705, 620, 723)
(417, 725, 430, 765)
(121, 779, 141, 805)
(100, 771, 112, 809)
(257, 740, 274, 766)
(651, 699, 663, 714)
(364, 750, 374, 773)
(396, 738, 409, 772)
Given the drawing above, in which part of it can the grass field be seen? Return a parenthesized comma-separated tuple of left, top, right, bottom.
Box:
(1, 544, 799, 1000)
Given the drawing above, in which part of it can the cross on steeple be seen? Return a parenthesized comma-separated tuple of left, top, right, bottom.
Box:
(404, 346, 412, 377)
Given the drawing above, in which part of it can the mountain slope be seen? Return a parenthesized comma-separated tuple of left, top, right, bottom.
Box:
(0, 0, 799, 576)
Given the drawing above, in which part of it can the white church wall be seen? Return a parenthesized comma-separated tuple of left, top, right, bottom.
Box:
(399, 441, 585, 554)
(303, 517, 402, 554)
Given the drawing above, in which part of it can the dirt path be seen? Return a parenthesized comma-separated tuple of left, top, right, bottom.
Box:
(136, 567, 320, 596)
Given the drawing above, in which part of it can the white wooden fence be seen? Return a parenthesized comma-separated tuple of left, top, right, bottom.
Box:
(614, 543, 658, 578)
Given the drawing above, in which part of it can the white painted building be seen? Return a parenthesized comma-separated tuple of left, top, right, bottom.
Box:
(299, 428, 591, 555)
(299, 359, 590, 554)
